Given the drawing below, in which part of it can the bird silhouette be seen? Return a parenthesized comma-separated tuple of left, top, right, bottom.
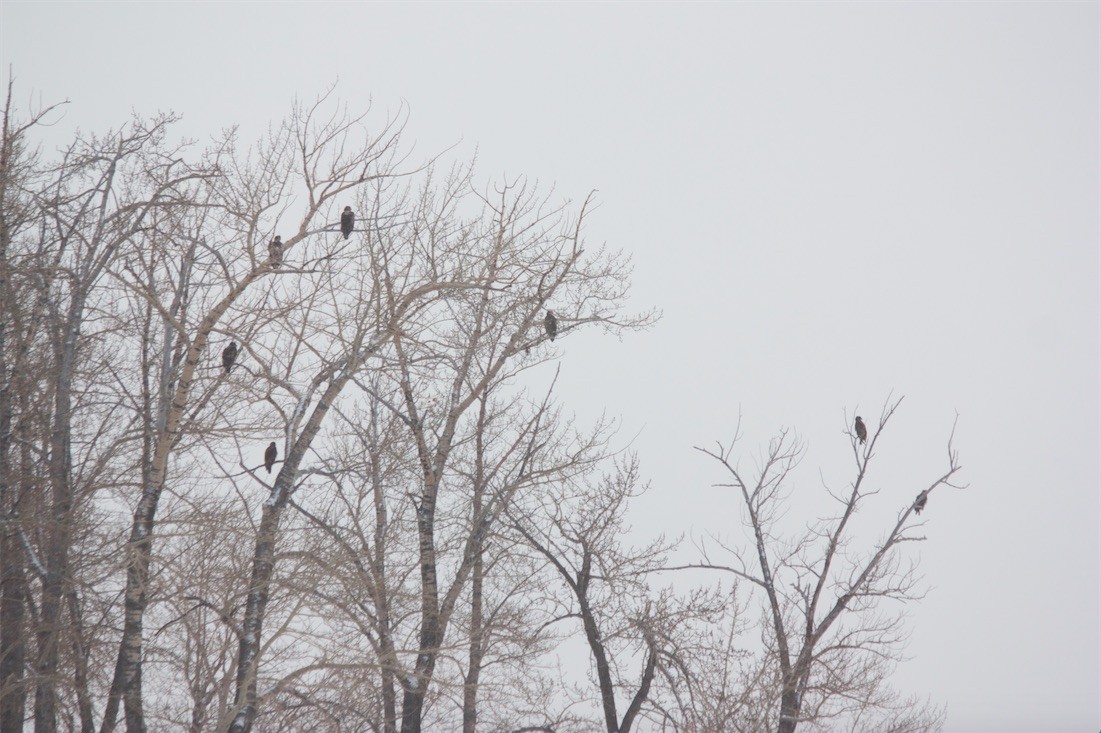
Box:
(854, 416, 867, 445)
(340, 206, 355, 240)
(544, 310, 558, 341)
(222, 341, 238, 374)
(268, 236, 283, 265)
(914, 490, 928, 515)
(264, 442, 278, 474)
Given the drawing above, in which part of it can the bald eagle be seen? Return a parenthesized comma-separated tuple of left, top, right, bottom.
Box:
(264, 442, 278, 474)
(914, 490, 928, 515)
(222, 341, 238, 374)
(544, 310, 558, 341)
(854, 416, 867, 445)
(340, 207, 355, 240)
(269, 236, 283, 265)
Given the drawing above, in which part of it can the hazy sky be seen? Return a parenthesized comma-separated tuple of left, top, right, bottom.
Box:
(2, 2, 1098, 731)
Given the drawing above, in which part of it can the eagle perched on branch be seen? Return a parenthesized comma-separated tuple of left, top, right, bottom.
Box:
(269, 236, 283, 265)
(222, 341, 238, 374)
(854, 416, 867, 445)
(544, 310, 558, 341)
(340, 206, 355, 240)
(264, 442, 278, 474)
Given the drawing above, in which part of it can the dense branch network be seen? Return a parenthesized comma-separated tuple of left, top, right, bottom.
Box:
(0, 84, 961, 733)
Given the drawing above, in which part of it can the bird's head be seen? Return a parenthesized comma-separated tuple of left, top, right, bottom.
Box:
(273, 236, 281, 243)
(343, 206, 352, 213)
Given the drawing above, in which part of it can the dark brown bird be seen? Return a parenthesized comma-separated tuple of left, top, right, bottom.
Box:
(264, 441, 278, 474)
(340, 206, 355, 240)
(222, 341, 238, 374)
(544, 310, 558, 341)
(854, 416, 867, 445)
(914, 490, 928, 515)
(268, 235, 283, 265)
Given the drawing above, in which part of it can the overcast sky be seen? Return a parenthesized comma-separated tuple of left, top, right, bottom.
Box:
(2, 2, 1098, 732)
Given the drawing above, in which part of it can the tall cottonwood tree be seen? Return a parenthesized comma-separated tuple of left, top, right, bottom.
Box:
(1, 94, 215, 733)
(693, 398, 962, 733)
(513, 456, 731, 733)
(386, 184, 650, 733)
(215, 171, 652, 731)
(99, 93, 415, 733)
(0, 79, 68, 733)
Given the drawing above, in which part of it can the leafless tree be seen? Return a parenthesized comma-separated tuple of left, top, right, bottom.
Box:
(211, 163, 652, 731)
(692, 398, 962, 733)
(1, 83, 960, 733)
(5, 84, 661, 733)
(1, 77, 215, 733)
(3, 82, 666, 733)
(94, 91, 418, 733)
(513, 456, 731, 733)
(0, 77, 70, 733)
(385, 180, 650, 733)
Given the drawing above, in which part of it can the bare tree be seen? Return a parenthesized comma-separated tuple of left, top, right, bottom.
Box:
(2, 88, 964, 733)
(211, 164, 651, 732)
(222, 226, 444, 733)
(4, 87, 659, 733)
(386, 181, 650, 733)
(0, 77, 69, 733)
(693, 398, 962, 733)
(97, 91, 415, 733)
(0, 89, 214, 733)
(513, 456, 729, 733)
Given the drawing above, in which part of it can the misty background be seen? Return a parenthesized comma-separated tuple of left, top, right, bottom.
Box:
(1, 2, 1097, 731)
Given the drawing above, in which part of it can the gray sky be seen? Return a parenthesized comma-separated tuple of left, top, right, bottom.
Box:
(2, 2, 1097, 731)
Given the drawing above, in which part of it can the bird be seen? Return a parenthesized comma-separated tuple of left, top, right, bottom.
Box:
(264, 442, 278, 474)
(222, 341, 238, 374)
(340, 206, 355, 240)
(914, 490, 929, 515)
(268, 235, 283, 265)
(854, 416, 867, 445)
(544, 310, 558, 341)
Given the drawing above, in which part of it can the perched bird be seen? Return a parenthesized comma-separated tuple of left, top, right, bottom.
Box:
(544, 310, 558, 341)
(340, 206, 355, 240)
(268, 235, 283, 265)
(914, 490, 928, 515)
(264, 441, 278, 474)
(854, 416, 867, 445)
(222, 341, 238, 374)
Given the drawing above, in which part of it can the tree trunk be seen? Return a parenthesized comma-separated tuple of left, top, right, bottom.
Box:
(369, 426, 398, 733)
(227, 374, 350, 733)
(463, 409, 488, 733)
(574, 559, 619, 733)
(377, 629, 399, 733)
(0, 345, 27, 733)
(66, 589, 95, 733)
(101, 397, 159, 733)
(462, 514, 485, 733)
(0, 520, 25, 733)
(35, 304, 83, 733)
(777, 687, 800, 733)
(226, 501, 280, 733)
(399, 481, 441, 733)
